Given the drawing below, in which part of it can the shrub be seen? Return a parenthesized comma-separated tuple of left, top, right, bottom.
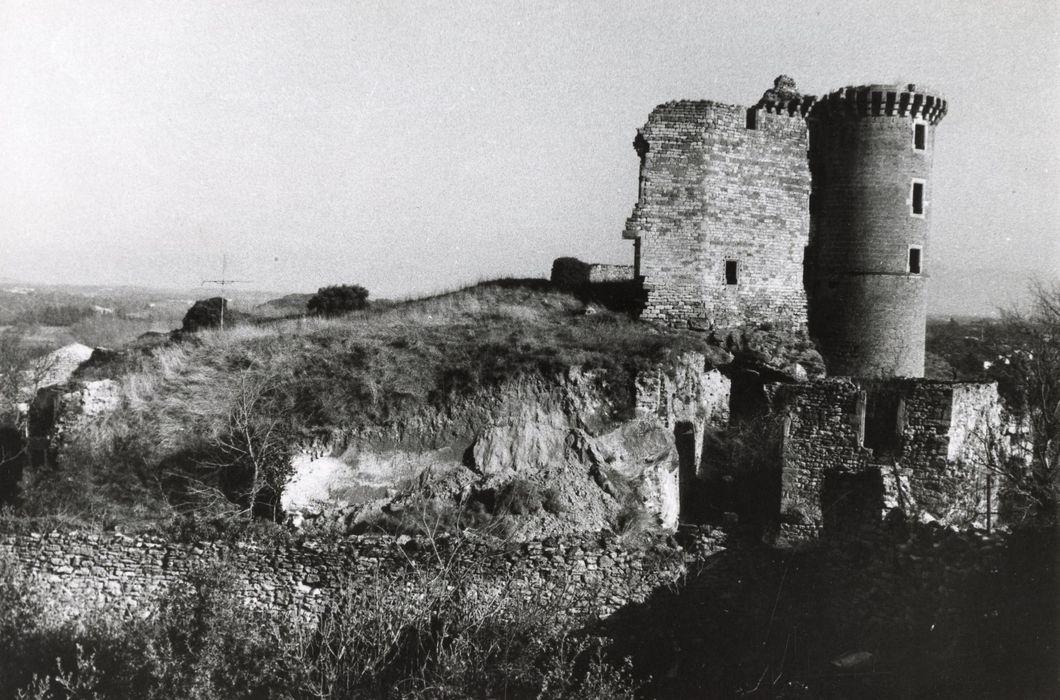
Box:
(307, 284, 370, 316)
(181, 298, 252, 333)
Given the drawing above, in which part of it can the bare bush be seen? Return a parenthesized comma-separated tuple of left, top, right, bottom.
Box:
(198, 369, 294, 521)
(991, 280, 1060, 520)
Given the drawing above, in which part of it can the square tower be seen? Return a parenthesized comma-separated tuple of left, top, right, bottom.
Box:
(623, 96, 812, 331)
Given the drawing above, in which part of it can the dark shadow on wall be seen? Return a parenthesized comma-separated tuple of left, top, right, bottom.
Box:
(675, 422, 702, 524)
(695, 417, 785, 536)
(728, 369, 772, 424)
(572, 280, 646, 315)
(597, 523, 1059, 699)
(0, 426, 23, 505)
(820, 468, 884, 541)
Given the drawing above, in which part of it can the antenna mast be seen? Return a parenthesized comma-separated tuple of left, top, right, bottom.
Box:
(201, 255, 252, 330)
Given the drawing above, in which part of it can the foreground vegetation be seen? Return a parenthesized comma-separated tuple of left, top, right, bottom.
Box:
(0, 547, 636, 699)
(927, 280, 1060, 520)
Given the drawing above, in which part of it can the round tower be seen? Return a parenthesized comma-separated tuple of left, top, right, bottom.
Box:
(806, 83, 947, 377)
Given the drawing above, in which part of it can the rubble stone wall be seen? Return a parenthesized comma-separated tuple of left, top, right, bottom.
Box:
(26, 380, 120, 469)
(550, 257, 633, 287)
(766, 378, 1000, 543)
(0, 531, 699, 624)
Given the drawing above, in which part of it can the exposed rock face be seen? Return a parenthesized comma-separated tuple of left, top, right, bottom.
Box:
(14, 343, 95, 406)
(725, 327, 826, 381)
(578, 419, 682, 529)
(470, 403, 570, 475)
(281, 447, 466, 516)
(282, 353, 732, 536)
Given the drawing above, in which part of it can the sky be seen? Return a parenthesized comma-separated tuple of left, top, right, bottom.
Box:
(1, 0, 1057, 303)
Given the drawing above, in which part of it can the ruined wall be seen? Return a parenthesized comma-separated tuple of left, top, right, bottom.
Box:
(634, 351, 731, 430)
(767, 379, 869, 541)
(766, 378, 1000, 543)
(634, 351, 730, 484)
(550, 257, 633, 287)
(0, 531, 706, 624)
(26, 380, 120, 469)
(624, 101, 809, 331)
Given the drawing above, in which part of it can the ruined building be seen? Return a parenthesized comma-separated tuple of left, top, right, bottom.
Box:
(605, 78, 1012, 542)
(623, 76, 947, 378)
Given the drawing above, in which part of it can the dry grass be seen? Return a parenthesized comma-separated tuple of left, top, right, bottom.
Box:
(19, 279, 710, 531)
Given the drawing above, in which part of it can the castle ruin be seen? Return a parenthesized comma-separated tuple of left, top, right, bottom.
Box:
(559, 77, 1011, 542)
(624, 76, 947, 378)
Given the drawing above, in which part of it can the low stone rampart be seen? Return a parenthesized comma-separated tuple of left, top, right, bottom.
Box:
(0, 531, 705, 624)
(550, 257, 633, 288)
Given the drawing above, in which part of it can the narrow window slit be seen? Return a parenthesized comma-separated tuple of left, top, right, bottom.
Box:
(911, 181, 924, 215)
(725, 260, 739, 285)
(914, 123, 926, 150)
(908, 247, 922, 274)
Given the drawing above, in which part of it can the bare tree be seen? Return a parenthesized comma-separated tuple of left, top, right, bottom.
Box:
(197, 369, 293, 520)
(990, 280, 1060, 520)
(0, 329, 56, 468)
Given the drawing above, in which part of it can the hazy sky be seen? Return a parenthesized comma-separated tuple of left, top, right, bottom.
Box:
(1, 0, 1057, 298)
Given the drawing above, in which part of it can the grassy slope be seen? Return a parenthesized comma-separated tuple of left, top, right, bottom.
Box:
(21, 280, 712, 531)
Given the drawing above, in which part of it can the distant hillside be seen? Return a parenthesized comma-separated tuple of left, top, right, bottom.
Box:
(928, 266, 1055, 317)
(255, 293, 314, 317)
(0, 281, 290, 350)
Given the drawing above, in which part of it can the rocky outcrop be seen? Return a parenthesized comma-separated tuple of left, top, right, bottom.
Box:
(282, 354, 732, 536)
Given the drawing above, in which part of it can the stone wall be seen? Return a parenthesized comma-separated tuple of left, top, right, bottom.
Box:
(0, 530, 706, 625)
(550, 257, 633, 287)
(26, 380, 120, 469)
(623, 100, 810, 331)
(765, 378, 1001, 543)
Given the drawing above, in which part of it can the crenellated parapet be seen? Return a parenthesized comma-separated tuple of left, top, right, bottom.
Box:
(812, 84, 947, 124)
(757, 94, 817, 117)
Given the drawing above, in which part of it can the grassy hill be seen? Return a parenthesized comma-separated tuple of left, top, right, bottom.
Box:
(18, 279, 719, 534)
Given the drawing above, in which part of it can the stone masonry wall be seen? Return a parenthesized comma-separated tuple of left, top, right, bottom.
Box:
(0, 531, 707, 625)
(767, 379, 868, 542)
(550, 257, 633, 288)
(766, 378, 1001, 543)
(624, 101, 809, 331)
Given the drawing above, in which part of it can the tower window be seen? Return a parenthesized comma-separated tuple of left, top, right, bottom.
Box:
(913, 123, 926, 150)
(725, 260, 739, 285)
(908, 247, 922, 274)
(911, 180, 925, 216)
(745, 108, 757, 130)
